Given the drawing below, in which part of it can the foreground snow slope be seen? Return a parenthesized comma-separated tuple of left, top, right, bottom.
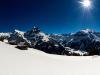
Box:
(0, 41, 100, 75)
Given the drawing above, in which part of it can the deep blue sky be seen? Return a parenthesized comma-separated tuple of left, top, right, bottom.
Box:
(0, 0, 100, 33)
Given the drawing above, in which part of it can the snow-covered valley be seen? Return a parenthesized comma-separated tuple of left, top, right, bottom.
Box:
(0, 41, 100, 75)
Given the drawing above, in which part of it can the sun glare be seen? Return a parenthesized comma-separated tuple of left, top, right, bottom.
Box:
(79, 0, 92, 9)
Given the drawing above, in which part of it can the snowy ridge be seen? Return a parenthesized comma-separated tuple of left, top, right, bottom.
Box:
(81, 29, 94, 33)
(14, 29, 25, 35)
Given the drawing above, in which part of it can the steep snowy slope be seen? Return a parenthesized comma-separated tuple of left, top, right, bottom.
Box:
(0, 41, 100, 75)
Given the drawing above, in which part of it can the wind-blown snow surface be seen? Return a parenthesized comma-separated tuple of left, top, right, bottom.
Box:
(0, 41, 100, 75)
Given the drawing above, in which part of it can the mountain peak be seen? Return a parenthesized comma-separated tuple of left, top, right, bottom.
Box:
(81, 29, 94, 33)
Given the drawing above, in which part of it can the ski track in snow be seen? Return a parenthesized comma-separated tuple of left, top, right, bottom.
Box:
(0, 41, 100, 75)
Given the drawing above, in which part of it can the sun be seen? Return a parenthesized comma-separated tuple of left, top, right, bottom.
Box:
(79, 0, 92, 9)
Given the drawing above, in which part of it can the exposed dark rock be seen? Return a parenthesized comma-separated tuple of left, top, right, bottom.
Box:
(16, 42, 28, 50)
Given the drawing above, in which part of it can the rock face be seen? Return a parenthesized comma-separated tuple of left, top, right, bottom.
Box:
(8, 30, 25, 45)
(2, 28, 100, 56)
(16, 42, 28, 50)
(34, 40, 65, 55)
(24, 27, 45, 47)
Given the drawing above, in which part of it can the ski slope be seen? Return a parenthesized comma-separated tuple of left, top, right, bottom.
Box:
(0, 41, 100, 75)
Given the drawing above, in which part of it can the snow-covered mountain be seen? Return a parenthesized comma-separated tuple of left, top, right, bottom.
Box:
(1, 28, 100, 56)
(0, 32, 10, 39)
(65, 29, 100, 55)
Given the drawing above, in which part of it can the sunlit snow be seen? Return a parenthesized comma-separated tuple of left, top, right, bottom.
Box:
(0, 41, 100, 75)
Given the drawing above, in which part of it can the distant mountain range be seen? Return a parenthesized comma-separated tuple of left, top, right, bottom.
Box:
(0, 27, 100, 56)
